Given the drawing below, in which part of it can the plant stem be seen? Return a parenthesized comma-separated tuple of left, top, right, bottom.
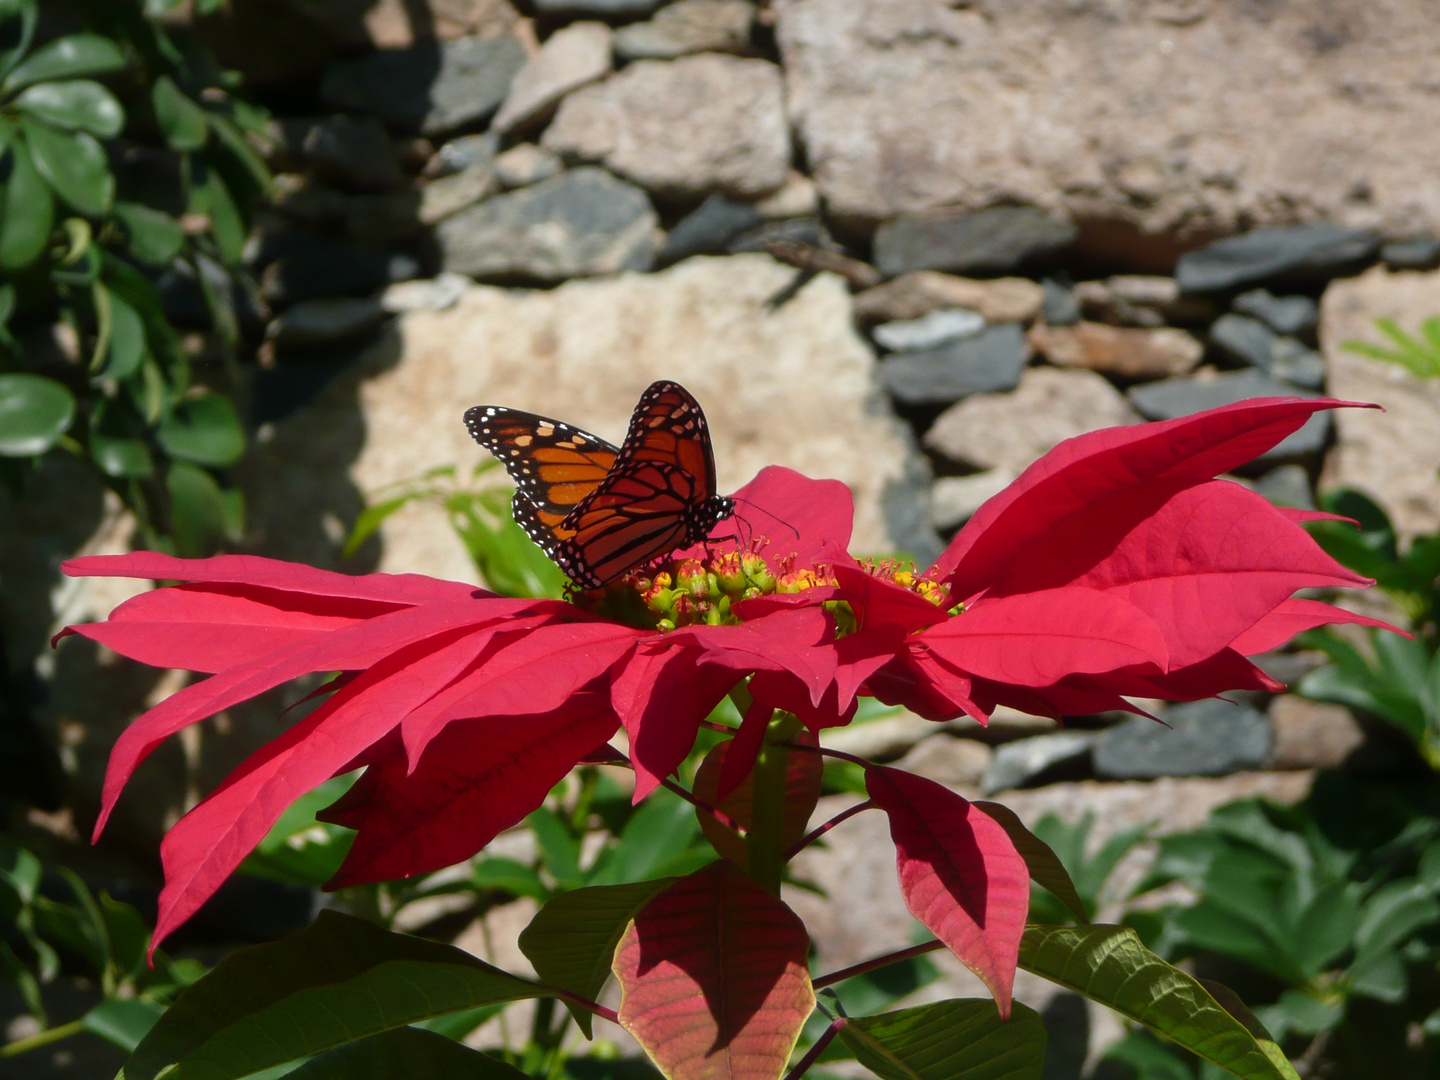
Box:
(784, 800, 874, 859)
(812, 940, 946, 990)
(1, 1019, 85, 1058)
(782, 1018, 844, 1080)
(556, 990, 619, 1026)
(747, 713, 803, 894)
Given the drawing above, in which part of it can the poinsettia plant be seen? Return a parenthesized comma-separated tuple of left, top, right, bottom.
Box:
(58, 397, 1396, 1080)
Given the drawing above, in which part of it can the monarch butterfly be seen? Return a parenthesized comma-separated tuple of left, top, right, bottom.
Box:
(464, 381, 735, 589)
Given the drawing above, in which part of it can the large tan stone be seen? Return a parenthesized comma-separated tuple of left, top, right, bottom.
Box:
(777, 0, 1440, 242)
(542, 54, 790, 199)
(248, 254, 931, 585)
(1320, 265, 1440, 541)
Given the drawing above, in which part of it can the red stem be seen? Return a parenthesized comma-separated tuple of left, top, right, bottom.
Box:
(782, 1018, 845, 1080)
(779, 739, 872, 770)
(658, 775, 745, 833)
(784, 800, 874, 859)
(556, 989, 619, 1026)
(812, 940, 946, 990)
(699, 718, 737, 734)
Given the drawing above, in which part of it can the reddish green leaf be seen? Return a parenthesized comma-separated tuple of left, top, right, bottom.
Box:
(836, 999, 1046, 1080)
(693, 731, 821, 870)
(519, 879, 675, 1039)
(867, 768, 1029, 1018)
(614, 862, 814, 1080)
(972, 801, 1088, 924)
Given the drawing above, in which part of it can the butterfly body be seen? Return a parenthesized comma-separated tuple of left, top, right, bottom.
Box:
(465, 382, 733, 589)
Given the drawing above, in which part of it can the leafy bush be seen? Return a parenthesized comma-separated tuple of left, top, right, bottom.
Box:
(0, 0, 269, 555)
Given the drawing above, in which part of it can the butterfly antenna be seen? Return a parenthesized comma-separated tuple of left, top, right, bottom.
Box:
(731, 496, 800, 541)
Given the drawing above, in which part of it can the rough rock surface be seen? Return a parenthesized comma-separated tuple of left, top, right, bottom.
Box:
(930, 469, 1015, 532)
(873, 206, 1076, 277)
(776, 0, 1440, 240)
(435, 167, 657, 281)
(491, 22, 612, 136)
(878, 324, 1028, 406)
(1320, 265, 1440, 540)
(1093, 701, 1273, 780)
(853, 272, 1043, 325)
(613, 0, 755, 61)
(1029, 321, 1202, 380)
(1269, 696, 1365, 770)
(245, 256, 931, 582)
(924, 367, 1140, 473)
(542, 54, 789, 199)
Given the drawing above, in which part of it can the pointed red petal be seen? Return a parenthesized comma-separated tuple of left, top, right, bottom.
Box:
(324, 693, 619, 887)
(833, 561, 949, 633)
(94, 598, 542, 840)
(1228, 597, 1407, 656)
(716, 700, 774, 800)
(150, 625, 499, 951)
(667, 608, 837, 707)
(63, 552, 481, 604)
(865, 648, 987, 724)
(696, 731, 822, 868)
(723, 466, 854, 569)
(866, 768, 1028, 1017)
(933, 398, 1371, 596)
(614, 863, 814, 1080)
(921, 587, 1169, 687)
(400, 621, 641, 763)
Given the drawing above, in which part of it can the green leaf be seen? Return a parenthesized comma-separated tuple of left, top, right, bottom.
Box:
(284, 1027, 532, 1080)
(1018, 924, 1297, 1080)
(190, 161, 243, 263)
(119, 910, 542, 1080)
(114, 202, 184, 265)
(0, 132, 55, 268)
(0, 0, 37, 83)
(588, 788, 701, 886)
(20, 115, 112, 215)
(1346, 946, 1406, 1003)
(974, 801, 1089, 924)
(527, 806, 584, 890)
(0, 839, 42, 903)
(207, 110, 272, 192)
(835, 999, 1046, 1080)
(518, 879, 674, 1039)
(166, 460, 227, 557)
(15, 79, 124, 137)
(84, 998, 165, 1052)
(5, 33, 126, 90)
(1254, 988, 1343, 1040)
(152, 75, 208, 152)
(1096, 1033, 1194, 1080)
(98, 288, 147, 379)
(156, 392, 245, 466)
(0, 373, 74, 455)
(471, 857, 549, 901)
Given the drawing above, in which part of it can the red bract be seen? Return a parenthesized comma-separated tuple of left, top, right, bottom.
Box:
(57, 396, 1391, 973)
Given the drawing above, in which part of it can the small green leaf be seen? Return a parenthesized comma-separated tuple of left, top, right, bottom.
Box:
(113, 201, 185, 265)
(15, 79, 124, 137)
(0, 0, 37, 83)
(98, 288, 146, 380)
(285, 1027, 532, 1080)
(0, 134, 55, 268)
(152, 75, 209, 152)
(207, 110, 272, 192)
(5, 33, 126, 90)
(190, 163, 243, 264)
(836, 999, 1046, 1080)
(1019, 924, 1298, 1080)
(20, 115, 112, 215)
(518, 879, 674, 1039)
(120, 911, 541, 1080)
(83, 998, 165, 1052)
(88, 396, 153, 478)
(166, 460, 227, 557)
(156, 392, 245, 466)
(0, 373, 75, 455)
(974, 801, 1089, 924)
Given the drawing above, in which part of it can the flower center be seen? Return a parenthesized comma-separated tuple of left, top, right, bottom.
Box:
(571, 545, 842, 630)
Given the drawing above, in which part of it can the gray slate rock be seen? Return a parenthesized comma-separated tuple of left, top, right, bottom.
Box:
(614, 0, 755, 60)
(873, 206, 1077, 278)
(1210, 314, 1325, 389)
(878, 324, 1027, 406)
(321, 35, 526, 136)
(277, 116, 403, 193)
(657, 193, 765, 266)
(1127, 370, 1331, 461)
(1381, 236, 1440, 271)
(1093, 700, 1273, 780)
(267, 296, 387, 348)
(493, 144, 563, 189)
(1232, 288, 1318, 336)
(872, 308, 985, 352)
(1042, 277, 1081, 326)
(436, 166, 657, 282)
(727, 215, 829, 254)
(1175, 224, 1380, 294)
(426, 133, 499, 178)
(1254, 464, 1316, 511)
(982, 731, 1096, 795)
